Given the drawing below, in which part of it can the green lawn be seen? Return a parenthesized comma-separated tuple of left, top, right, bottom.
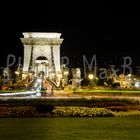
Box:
(0, 117, 140, 140)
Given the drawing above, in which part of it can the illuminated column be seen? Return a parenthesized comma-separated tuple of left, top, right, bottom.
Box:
(23, 45, 32, 72)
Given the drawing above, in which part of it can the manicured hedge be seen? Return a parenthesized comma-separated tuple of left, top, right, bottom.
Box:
(0, 105, 140, 117)
(0, 106, 35, 118)
(0, 98, 140, 107)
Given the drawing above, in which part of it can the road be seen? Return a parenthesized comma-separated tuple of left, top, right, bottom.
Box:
(0, 94, 140, 100)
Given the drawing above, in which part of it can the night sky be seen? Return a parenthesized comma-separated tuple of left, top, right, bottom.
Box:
(1, 1, 140, 72)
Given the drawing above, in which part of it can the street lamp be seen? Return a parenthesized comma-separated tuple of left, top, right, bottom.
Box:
(88, 73, 94, 87)
(88, 74, 94, 80)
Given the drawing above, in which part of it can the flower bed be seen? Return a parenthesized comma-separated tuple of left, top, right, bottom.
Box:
(52, 106, 113, 117)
